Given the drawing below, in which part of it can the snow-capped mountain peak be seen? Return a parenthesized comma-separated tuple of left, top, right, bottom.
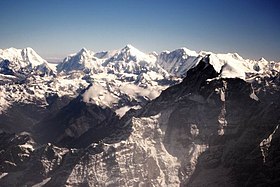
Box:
(122, 44, 137, 51)
(258, 57, 268, 63)
(231, 52, 244, 61)
(57, 48, 98, 73)
(156, 47, 202, 77)
(76, 47, 92, 55)
(76, 47, 95, 57)
(0, 47, 54, 75)
(101, 44, 161, 75)
(178, 47, 198, 57)
(79, 47, 87, 52)
(149, 51, 158, 57)
(0, 47, 47, 67)
(163, 47, 198, 57)
(113, 44, 150, 62)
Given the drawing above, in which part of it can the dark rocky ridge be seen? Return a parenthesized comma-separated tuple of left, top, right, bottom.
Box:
(139, 57, 280, 186)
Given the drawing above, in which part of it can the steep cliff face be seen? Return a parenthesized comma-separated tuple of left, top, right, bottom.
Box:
(0, 56, 279, 186)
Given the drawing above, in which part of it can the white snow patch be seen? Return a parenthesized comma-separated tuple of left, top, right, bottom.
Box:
(83, 83, 118, 107)
(19, 143, 34, 151)
(115, 105, 141, 117)
(32, 177, 51, 187)
(260, 124, 279, 163)
(119, 83, 161, 100)
(0, 172, 8, 179)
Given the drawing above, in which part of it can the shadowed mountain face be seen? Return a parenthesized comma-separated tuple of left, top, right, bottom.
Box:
(34, 93, 121, 148)
(0, 95, 71, 133)
(0, 55, 280, 186)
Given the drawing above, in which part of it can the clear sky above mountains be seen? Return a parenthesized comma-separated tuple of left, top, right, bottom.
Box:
(0, 0, 279, 61)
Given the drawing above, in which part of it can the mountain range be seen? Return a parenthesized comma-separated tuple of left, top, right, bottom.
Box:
(0, 45, 279, 186)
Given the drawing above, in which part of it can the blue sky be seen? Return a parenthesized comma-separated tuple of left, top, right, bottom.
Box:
(0, 0, 279, 61)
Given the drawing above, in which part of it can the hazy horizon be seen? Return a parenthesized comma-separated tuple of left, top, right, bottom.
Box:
(1, 0, 280, 61)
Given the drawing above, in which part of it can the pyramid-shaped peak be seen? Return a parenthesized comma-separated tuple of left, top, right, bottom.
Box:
(0, 47, 46, 63)
(105, 44, 151, 63)
(79, 47, 89, 54)
(259, 57, 268, 62)
(121, 44, 143, 53)
(226, 52, 244, 60)
(124, 44, 135, 49)
(21, 47, 42, 56)
(120, 44, 145, 55)
(1, 47, 42, 58)
(149, 51, 158, 57)
(21, 47, 40, 56)
(76, 47, 95, 57)
(24, 47, 35, 51)
(174, 47, 198, 56)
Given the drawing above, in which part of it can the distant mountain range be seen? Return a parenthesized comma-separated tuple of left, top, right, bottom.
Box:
(0, 44, 278, 115)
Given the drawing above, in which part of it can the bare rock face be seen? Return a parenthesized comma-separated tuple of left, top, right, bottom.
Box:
(0, 141, 69, 187)
(1, 115, 181, 186)
(0, 132, 35, 173)
(0, 56, 280, 186)
(47, 115, 181, 186)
